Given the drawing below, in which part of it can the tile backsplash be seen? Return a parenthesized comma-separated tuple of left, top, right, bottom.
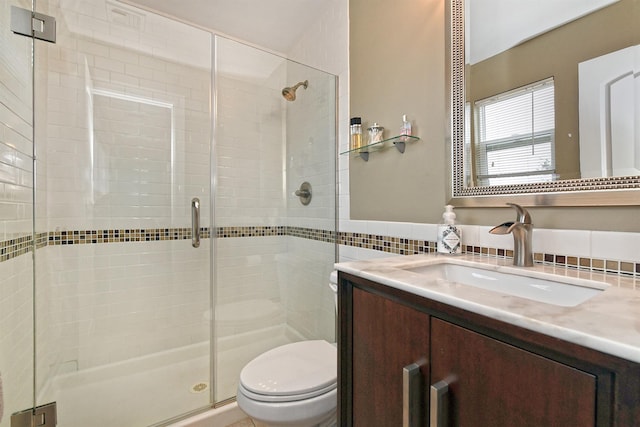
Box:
(4, 223, 638, 277)
(337, 221, 640, 277)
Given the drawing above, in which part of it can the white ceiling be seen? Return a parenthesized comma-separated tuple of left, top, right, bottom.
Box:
(118, 0, 619, 67)
(120, 0, 332, 54)
(467, 0, 620, 64)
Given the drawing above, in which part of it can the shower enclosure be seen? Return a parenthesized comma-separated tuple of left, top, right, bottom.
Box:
(0, 0, 337, 426)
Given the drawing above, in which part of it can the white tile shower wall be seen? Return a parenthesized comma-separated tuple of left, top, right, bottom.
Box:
(0, 256, 34, 427)
(0, 26, 33, 240)
(214, 35, 340, 358)
(35, 41, 50, 233)
(45, 240, 210, 370)
(276, 0, 346, 343)
(215, 72, 286, 227)
(285, 237, 336, 342)
(287, 0, 350, 226)
(35, 0, 212, 379)
(284, 75, 336, 337)
(0, 1, 34, 422)
(91, 96, 174, 225)
(35, 247, 59, 400)
(282, 63, 336, 340)
(214, 236, 287, 331)
(44, 33, 211, 230)
(49, 0, 211, 70)
(285, 63, 336, 232)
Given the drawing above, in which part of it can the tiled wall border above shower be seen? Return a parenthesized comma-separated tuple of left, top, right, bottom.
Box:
(2, 227, 639, 278)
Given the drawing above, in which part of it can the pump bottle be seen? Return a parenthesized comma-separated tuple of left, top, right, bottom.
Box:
(437, 205, 462, 254)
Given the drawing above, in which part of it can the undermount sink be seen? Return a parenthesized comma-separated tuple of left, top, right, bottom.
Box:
(403, 262, 608, 307)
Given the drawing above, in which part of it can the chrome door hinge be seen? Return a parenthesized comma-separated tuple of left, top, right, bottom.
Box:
(11, 6, 57, 43)
(11, 402, 57, 427)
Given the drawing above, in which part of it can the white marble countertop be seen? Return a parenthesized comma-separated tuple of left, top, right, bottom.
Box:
(335, 253, 640, 363)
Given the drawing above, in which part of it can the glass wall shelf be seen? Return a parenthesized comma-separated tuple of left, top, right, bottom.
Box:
(340, 135, 420, 161)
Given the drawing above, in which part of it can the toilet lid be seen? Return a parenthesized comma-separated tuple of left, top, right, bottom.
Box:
(240, 340, 337, 398)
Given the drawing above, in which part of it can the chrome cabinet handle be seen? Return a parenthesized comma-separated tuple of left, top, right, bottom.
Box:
(191, 198, 200, 248)
(403, 363, 422, 427)
(430, 380, 449, 427)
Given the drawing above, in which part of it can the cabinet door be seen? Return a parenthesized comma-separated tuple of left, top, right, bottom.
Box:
(352, 287, 430, 427)
(431, 318, 597, 427)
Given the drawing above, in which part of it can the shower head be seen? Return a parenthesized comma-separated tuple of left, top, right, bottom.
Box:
(282, 80, 308, 101)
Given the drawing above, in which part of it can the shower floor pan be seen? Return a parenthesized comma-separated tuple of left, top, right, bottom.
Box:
(44, 325, 299, 427)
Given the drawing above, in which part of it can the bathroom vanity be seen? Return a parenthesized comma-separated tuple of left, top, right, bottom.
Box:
(336, 254, 640, 426)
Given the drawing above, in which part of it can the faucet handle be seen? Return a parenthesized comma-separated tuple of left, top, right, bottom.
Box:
(506, 203, 532, 224)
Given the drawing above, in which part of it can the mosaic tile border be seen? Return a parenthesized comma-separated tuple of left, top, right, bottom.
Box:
(337, 232, 436, 255)
(0, 234, 33, 262)
(216, 226, 285, 238)
(287, 226, 336, 243)
(0, 226, 313, 259)
(47, 228, 212, 245)
(463, 245, 640, 277)
(337, 231, 640, 278)
(1, 227, 639, 278)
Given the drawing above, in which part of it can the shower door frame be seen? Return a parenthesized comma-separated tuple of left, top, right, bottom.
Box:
(1, 0, 51, 425)
(26, 1, 216, 426)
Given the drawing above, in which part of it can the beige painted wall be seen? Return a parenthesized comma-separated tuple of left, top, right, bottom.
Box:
(349, 0, 447, 222)
(349, 0, 640, 232)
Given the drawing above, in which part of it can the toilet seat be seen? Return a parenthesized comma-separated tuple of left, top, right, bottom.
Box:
(238, 380, 335, 403)
(239, 340, 337, 403)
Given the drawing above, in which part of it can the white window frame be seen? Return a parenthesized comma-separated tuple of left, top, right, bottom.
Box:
(473, 78, 556, 186)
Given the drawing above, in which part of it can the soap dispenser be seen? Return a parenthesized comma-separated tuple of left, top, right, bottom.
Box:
(437, 205, 462, 254)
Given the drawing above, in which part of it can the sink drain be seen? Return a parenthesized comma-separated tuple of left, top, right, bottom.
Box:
(190, 382, 209, 394)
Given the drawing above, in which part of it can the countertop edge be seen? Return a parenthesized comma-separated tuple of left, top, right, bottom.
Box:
(335, 255, 640, 364)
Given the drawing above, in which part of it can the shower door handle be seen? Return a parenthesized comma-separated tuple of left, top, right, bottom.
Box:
(191, 198, 200, 248)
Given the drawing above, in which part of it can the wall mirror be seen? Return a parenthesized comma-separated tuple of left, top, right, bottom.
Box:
(448, 0, 640, 206)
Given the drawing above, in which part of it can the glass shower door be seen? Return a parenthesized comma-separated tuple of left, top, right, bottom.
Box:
(213, 35, 337, 403)
(0, 0, 35, 426)
(31, 1, 213, 426)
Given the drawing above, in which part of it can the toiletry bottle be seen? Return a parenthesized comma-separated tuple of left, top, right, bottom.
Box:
(437, 205, 462, 254)
(367, 122, 384, 149)
(400, 114, 412, 141)
(350, 117, 362, 150)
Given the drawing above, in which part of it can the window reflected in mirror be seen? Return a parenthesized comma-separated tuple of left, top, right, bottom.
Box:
(469, 78, 555, 186)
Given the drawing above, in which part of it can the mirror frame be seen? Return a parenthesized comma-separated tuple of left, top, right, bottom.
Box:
(446, 0, 640, 207)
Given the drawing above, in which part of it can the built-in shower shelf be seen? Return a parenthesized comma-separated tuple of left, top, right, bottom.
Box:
(340, 135, 420, 161)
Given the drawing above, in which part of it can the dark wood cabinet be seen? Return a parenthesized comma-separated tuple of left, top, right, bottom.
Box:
(352, 287, 430, 426)
(339, 272, 640, 427)
(431, 318, 596, 426)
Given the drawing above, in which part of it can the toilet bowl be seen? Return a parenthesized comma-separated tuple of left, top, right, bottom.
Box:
(236, 272, 338, 427)
(236, 340, 337, 427)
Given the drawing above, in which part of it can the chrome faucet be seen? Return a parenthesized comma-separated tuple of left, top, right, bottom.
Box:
(489, 203, 534, 267)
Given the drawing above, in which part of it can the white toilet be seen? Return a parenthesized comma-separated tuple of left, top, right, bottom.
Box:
(236, 273, 338, 427)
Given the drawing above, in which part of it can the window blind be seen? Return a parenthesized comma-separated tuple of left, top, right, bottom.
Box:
(474, 78, 556, 186)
